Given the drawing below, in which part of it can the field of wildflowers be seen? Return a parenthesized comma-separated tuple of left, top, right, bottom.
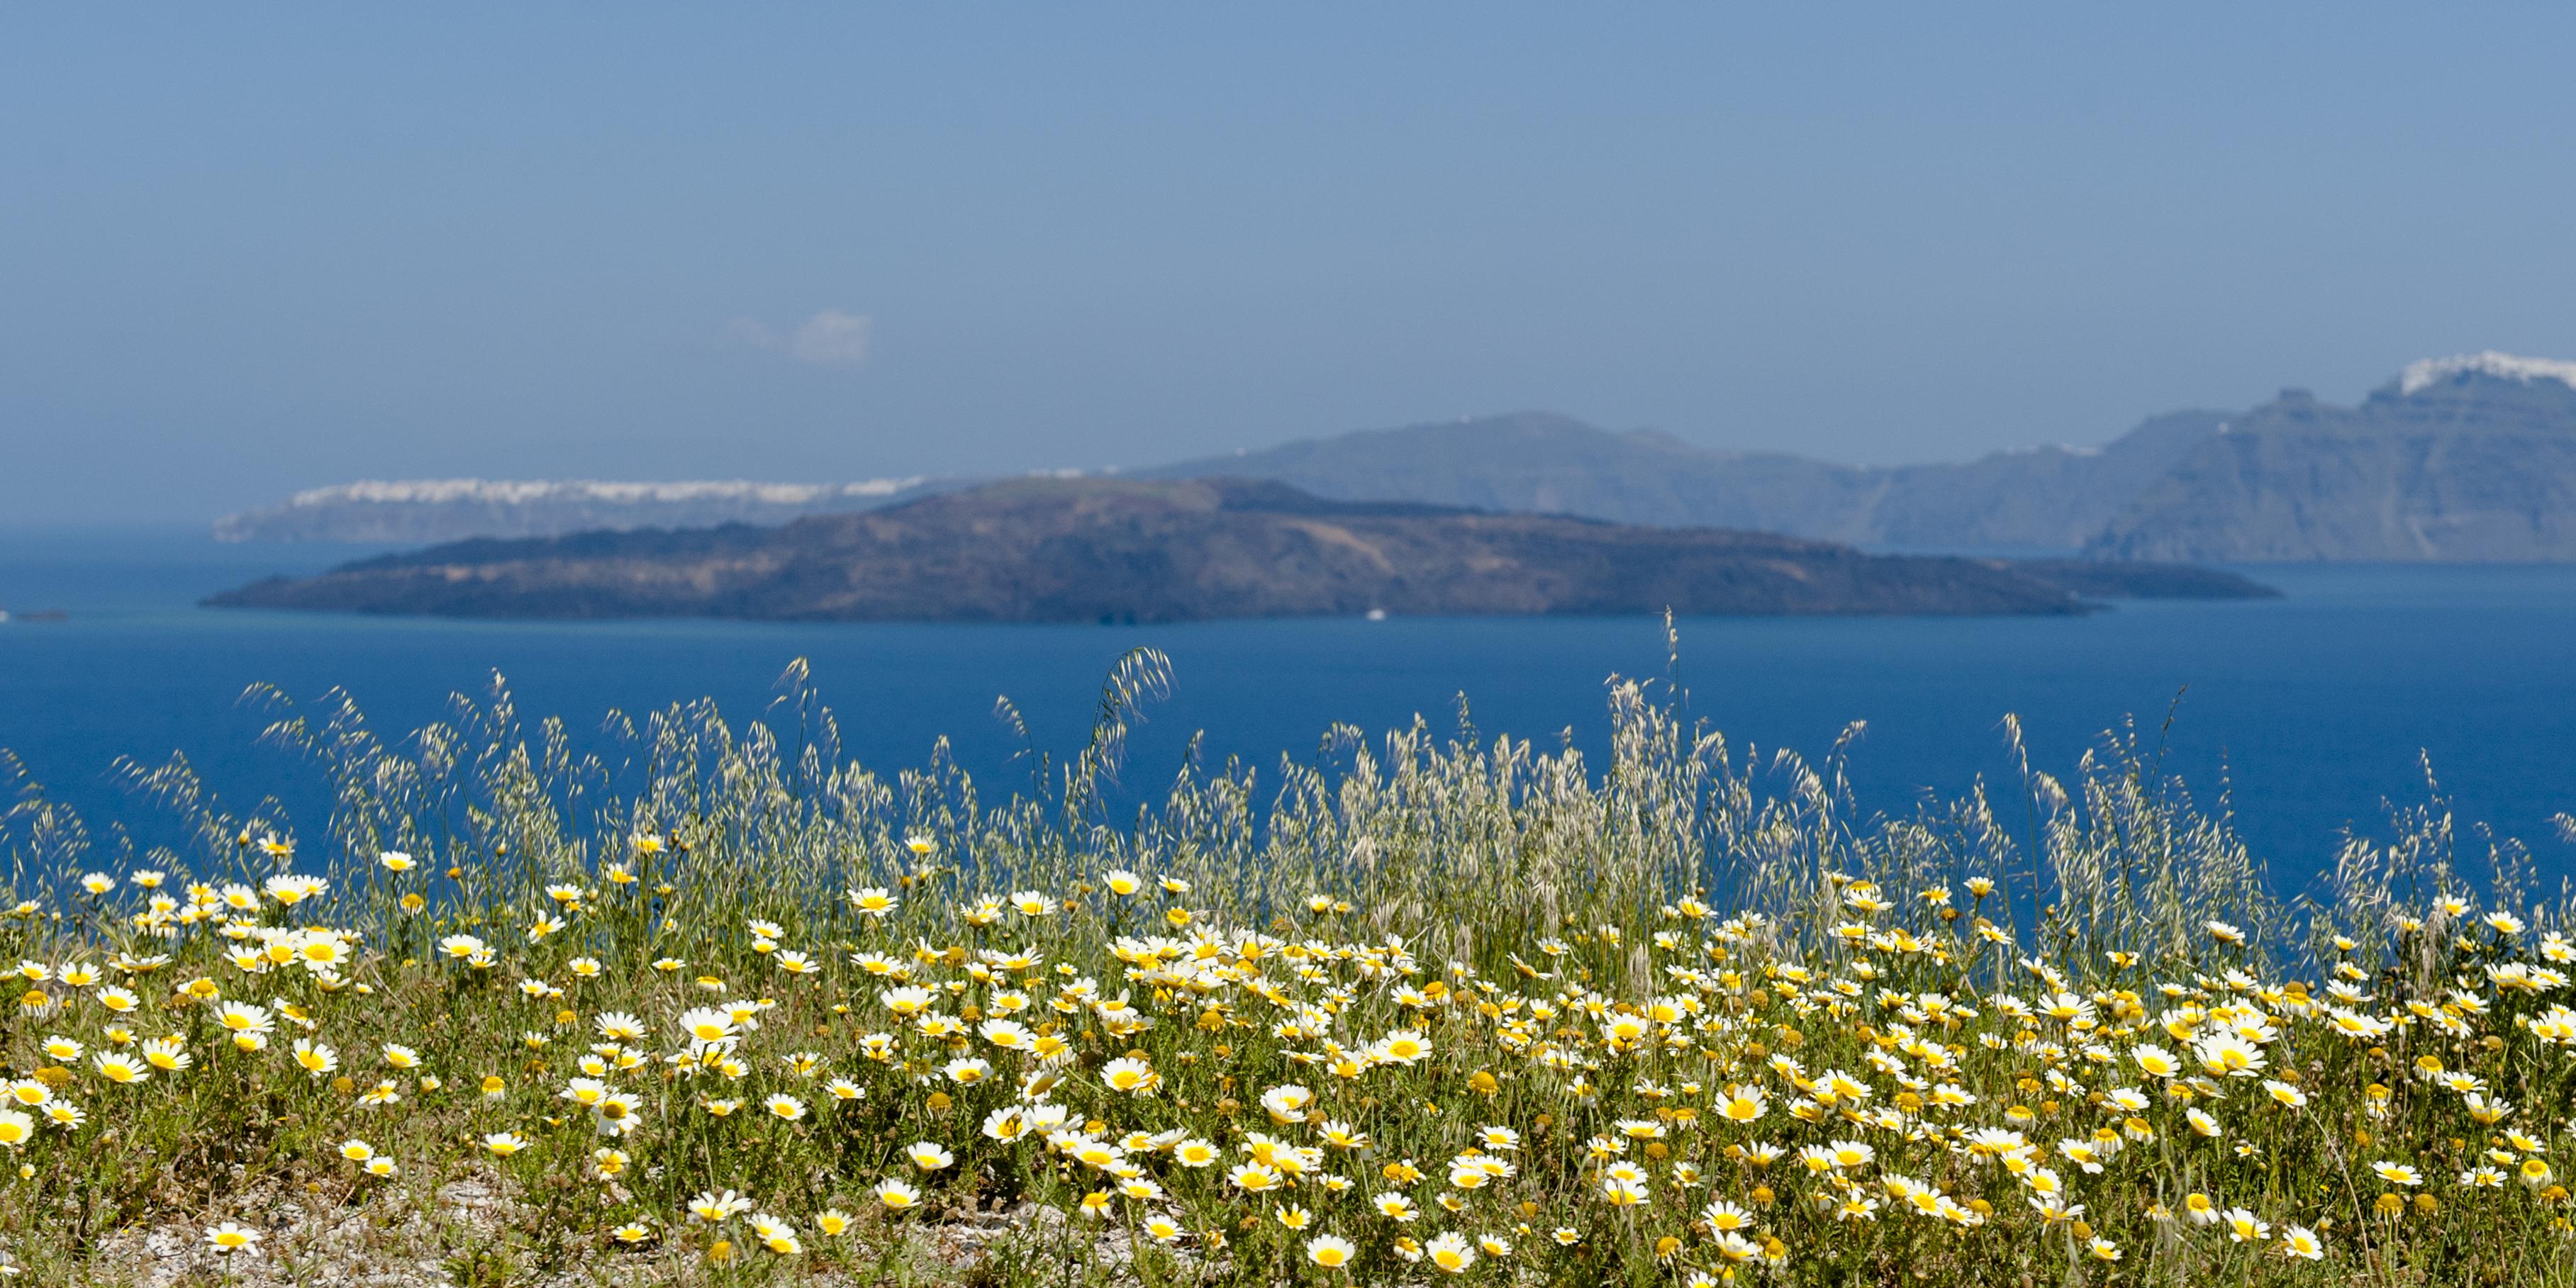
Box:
(2, 648, 2572, 1285)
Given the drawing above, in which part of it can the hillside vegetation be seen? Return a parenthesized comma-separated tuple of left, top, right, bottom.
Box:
(0, 654, 2570, 1284)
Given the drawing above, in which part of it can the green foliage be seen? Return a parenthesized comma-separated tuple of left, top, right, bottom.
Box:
(0, 654, 2570, 1285)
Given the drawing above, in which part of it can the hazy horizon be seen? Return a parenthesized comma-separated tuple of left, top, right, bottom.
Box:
(10, 4, 2576, 526)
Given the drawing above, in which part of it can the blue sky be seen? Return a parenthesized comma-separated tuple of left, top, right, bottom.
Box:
(8, 4, 2576, 525)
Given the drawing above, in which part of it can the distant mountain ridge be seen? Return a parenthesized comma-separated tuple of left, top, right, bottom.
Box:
(1159, 352, 2576, 560)
(211, 352, 2576, 561)
(1147, 409, 2230, 551)
(206, 477, 2271, 623)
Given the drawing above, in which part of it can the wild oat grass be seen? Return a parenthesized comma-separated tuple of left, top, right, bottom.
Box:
(0, 646, 2571, 1285)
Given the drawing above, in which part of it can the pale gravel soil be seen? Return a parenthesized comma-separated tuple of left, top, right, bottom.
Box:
(64, 1177, 1171, 1287)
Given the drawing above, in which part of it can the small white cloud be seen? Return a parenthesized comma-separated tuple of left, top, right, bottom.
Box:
(732, 308, 874, 369)
(786, 309, 873, 367)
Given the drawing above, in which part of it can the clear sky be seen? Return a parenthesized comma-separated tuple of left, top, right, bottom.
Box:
(8, 4, 2576, 526)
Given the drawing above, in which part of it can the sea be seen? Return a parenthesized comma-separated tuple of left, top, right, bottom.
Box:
(3, 527, 2572, 897)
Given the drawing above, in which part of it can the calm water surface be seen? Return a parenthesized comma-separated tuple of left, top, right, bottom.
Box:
(3, 528, 2572, 893)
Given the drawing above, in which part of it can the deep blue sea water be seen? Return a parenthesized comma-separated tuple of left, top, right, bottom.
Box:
(3, 527, 2572, 895)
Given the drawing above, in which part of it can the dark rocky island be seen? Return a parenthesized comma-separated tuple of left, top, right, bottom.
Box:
(206, 478, 2273, 623)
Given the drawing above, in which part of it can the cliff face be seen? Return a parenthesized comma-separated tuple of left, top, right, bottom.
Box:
(210, 478, 2164, 622)
(2089, 363, 2576, 561)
